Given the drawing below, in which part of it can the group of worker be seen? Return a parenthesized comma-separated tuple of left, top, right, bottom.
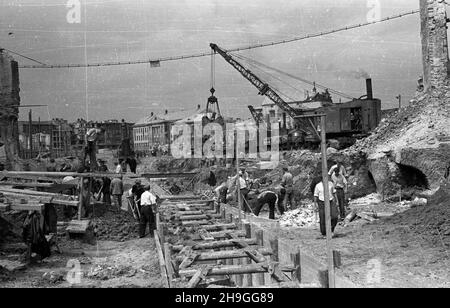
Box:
(214, 161, 349, 238)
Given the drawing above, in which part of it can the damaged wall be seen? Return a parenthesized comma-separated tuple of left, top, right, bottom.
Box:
(0, 49, 20, 169)
(420, 0, 450, 91)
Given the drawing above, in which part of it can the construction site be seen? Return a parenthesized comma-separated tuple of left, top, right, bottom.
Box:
(0, 0, 449, 290)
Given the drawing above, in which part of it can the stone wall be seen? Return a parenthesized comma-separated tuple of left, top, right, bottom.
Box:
(0, 49, 20, 169)
(420, 0, 449, 91)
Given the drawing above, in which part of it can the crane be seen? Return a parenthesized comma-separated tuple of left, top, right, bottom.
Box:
(247, 105, 265, 126)
(209, 43, 319, 141)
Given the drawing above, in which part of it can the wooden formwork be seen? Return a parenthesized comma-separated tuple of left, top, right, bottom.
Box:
(154, 195, 302, 288)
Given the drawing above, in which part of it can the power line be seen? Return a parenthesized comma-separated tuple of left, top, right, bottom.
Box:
(1, 47, 50, 66)
(15, 9, 419, 69)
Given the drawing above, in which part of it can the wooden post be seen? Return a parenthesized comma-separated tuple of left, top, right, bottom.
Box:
(255, 229, 265, 286)
(244, 222, 252, 238)
(227, 213, 233, 224)
(78, 176, 84, 220)
(319, 115, 335, 288)
(221, 207, 226, 220)
(236, 141, 242, 224)
(236, 258, 243, 286)
(318, 269, 329, 288)
(164, 243, 174, 284)
(28, 109, 32, 159)
(291, 248, 301, 283)
(333, 250, 342, 269)
(269, 237, 279, 284)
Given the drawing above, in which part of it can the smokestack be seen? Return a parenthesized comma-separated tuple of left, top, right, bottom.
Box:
(366, 78, 373, 100)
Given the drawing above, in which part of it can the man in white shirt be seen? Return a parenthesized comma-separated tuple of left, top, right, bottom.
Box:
(331, 168, 348, 220)
(314, 175, 339, 237)
(139, 185, 157, 238)
(237, 171, 251, 213)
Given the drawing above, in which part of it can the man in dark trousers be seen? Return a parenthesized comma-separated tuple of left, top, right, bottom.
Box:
(139, 185, 157, 238)
(314, 174, 338, 238)
(331, 167, 348, 220)
(132, 180, 145, 211)
(251, 190, 284, 220)
(110, 176, 124, 210)
(281, 167, 295, 210)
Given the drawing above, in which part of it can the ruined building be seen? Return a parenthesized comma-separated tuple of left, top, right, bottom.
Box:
(354, 0, 450, 195)
(0, 49, 20, 169)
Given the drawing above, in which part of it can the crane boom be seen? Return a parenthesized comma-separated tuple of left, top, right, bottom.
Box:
(247, 105, 265, 126)
(210, 43, 300, 119)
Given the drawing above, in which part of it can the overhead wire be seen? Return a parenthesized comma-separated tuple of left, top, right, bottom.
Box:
(13, 9, 419, 69)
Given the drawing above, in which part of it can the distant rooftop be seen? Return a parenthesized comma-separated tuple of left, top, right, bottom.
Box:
(134, 106, 203, 127)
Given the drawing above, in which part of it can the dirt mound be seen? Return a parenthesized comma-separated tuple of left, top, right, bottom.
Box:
(92, 210, 139, 242)
(377, 183, 450, 247)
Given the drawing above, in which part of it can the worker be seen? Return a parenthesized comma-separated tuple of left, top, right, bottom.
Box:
(251, 190, 284, 220)
(314, 174, 339, 238)
(139, 185, 157, 238)
(332, 167, 348, 220)
(46, 158, 57, 172)
(114, 162, 122, 174)
(132, 179, 145, 211)
(237, 171, 251, 212)
(100, 176, 112, 206)
(127, 157, 137, 174)
(98, 160, 108, 172)
(214, 181, 229, 204)
(281, 167, 295, 210)
(328, 162, 347, 178)
(84, 124, 104, 170)
(110, 176, 124, 210)
(120, 159, 127, 173)
(207, 170, 217, 187)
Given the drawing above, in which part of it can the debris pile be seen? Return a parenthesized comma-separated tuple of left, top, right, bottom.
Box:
(87, 264, 137, 280)
(92, 210, 139, 242)
(279, 203, 317, 228)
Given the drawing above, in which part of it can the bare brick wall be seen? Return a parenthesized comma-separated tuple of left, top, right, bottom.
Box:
(420, 0, 450, 91)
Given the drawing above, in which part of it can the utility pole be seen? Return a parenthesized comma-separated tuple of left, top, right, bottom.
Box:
(296, 113, 335, 288)
(28, 109, 32, 159)
(319, 115, 335, 288)
(396, 94, 402, 109)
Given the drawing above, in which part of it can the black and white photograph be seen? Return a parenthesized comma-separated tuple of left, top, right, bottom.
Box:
(0, 0, 449, 292)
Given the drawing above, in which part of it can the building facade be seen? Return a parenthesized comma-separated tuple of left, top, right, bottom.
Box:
(133, 107, 202, 155)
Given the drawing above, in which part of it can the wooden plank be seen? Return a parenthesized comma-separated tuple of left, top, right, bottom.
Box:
(10, 203, 44, 212)
(1, 171, 124, 179)
(179, 263, 296, 278)
(174, 248, 272, 262)
(181, 220, 210, 226)
(0, 204, 11, 211)
(202, 223, 237, 231)
(0, 182, 55, 188)
(179, 214, 208, 221)
(164, 243, 174, 287)
(154, 230, 170, 288)
(171, 238, 257, 251)
(187, 266, 211, 288)
(0, 192, 79, 207)
(66, 220, 90, 234)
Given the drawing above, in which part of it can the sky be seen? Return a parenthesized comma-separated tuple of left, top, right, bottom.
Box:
(0, 0, 433, 122)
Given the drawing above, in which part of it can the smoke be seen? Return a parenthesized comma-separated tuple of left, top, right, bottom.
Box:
(326, 64, 371, 80)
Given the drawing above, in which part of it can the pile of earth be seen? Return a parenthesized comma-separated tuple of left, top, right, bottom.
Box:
(350, 90, 449, 156)
(92, 210, 139, 242)
(370, 182, 450, 247)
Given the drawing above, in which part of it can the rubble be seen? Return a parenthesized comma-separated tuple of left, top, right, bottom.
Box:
(279, 203, 317, 228)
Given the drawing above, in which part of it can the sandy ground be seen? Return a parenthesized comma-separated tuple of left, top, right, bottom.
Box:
(0, 237, 164, 288)
(252, 195, 450, 288)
